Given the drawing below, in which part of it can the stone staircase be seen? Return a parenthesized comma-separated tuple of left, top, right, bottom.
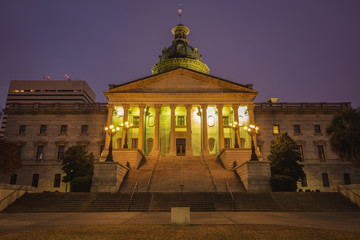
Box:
(4, 192, 359, 212)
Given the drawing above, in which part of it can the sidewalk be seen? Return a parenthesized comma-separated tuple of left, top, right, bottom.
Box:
(1, 212, 360, 234)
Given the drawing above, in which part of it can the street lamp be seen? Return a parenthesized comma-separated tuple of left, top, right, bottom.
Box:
(229, 121, 241, 148)
(104, 124, 120, 162)
(121, 121, 133, 149)
(244, 124, 259, 161)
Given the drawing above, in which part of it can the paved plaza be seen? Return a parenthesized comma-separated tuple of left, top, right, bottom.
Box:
(1, 212, 360, 234)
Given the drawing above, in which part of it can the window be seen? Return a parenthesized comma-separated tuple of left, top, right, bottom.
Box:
(317, 145, 325, 161)
(57, 146, 65, 160)
(19, 125, 26, 134)
(273, 125, 280, 134)
(36, 145, 44, 161)
(177, 116, 185, 126)
(293, 125, 301, 134)
(10, 174, 17, 185)
(81, 125, 88, 134)
(322, 173, 330, 187)
(32, 174, 39, 188)
(132, 138, 138, 149)
(53, 174, 61, 188)
(133, 116, 140, 126)
(40, 125, 47, 134)
(257, 145, 261, 155)
(301, 174, 308, 187)
(314, 125, 321, 134)
(60, 125, 67, 134)
(100, 145, 105, 155)
(224, 138, 231, 148)
(223, 116, 229, 126)
(18, 145, 22, 160)
(296, 145, 304, 161)
(344, 173, 351, 185)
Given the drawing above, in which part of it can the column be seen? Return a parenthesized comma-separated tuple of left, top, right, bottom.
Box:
(217, 104, 224, 150)
(153, 104, 161, 152)
(138, 104, 146, 152)
(185, 104, 193, 156)
(169, 104, 176, 156)
(232, 104, 240, 148)
(201, 104, 209, 155)
(105, 104, 114, 149)
(248, 103, 258, 150)
(121, 104, 130, 149)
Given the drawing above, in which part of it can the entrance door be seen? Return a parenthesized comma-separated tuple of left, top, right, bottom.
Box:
(176, 138, 186, 156)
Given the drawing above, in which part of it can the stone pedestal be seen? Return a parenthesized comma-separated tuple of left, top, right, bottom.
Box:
(91, 162, 129, 192)
(235, 161, 271, 192)
(219, 149, 252, 169)
(171, 207, 190, 225)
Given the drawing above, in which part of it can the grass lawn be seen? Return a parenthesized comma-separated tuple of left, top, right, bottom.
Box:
(0, 224, 359, 240)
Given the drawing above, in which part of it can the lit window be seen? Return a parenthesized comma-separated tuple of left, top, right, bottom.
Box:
(177, 116, 185, 126)
(314, 125, 321, 134)
(223, 116, 229, 126)
(317, 145, 325, 161)
(60, 125, 68, 134)
(296, 145, 304, 161)
(322, 173, 330, 187)
(40, 125, 47, 134)
(53, 174, 61, 188)
(133, 116, 140, 126)
(257, 145, 261, 155)
(36, 145, 44, 161)
(19, 125, 26, 134)
(273, 125, 280, 134)
(81, 125, 88, 134)
(293, 125, 301, 134)
(57, 146, 65, 160)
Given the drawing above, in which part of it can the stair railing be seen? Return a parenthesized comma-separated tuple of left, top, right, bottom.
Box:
(128, 181, 138, 212)
(226, 181, 234, 201)
(337, 185, 360, 207)
(202, 153, 217, 191)
(147, 153, 160, 192)
(180, 158, 184, 192)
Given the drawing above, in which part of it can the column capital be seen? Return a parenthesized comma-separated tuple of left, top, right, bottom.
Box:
(154, 104, 162, 110)
(216, 104, 224, 110)
(122, 104, 130, 110)
(247, 103, 255, 110)
(138, 104, 146, 109)
(232, 104, 240, 109)
(106, 104, 114, 109)
(200, 104, 208, 110)
(170, 104, 177, 110)
(185, 104, 192, 110)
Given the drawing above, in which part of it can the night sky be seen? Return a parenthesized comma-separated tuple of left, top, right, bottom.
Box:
(1, 0, 360, 110)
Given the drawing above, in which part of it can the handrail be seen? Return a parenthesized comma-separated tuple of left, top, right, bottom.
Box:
(147, 153, 160, 192)
(0, 186, 24, 204)
(202, 153, 217, 191)
(128, 181, 138, 211)
(180, 158, 184, 191)
(337, 185, 360, 207)
(226, 181, 234, 201)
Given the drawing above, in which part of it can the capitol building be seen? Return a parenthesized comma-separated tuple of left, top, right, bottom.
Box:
(1, 22, 359, 193)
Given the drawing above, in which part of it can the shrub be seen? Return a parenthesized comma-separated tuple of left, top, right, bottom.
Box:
(70, 176, 92, 192)
(271, 174, 297, 192)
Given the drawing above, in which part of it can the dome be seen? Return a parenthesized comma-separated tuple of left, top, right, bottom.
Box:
(151, 24, 210, 75)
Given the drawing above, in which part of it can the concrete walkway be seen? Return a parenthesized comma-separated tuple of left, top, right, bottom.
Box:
(1, 212, 360, 234)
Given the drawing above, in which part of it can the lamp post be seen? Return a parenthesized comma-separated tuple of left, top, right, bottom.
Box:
(229, 121, 241, 148)
(244, 124, 259, 161)
(121, 121, 133, 149)
(104, 125, 120, 162)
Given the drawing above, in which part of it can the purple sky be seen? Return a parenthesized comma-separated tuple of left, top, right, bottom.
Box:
(1, 0, 360, 110)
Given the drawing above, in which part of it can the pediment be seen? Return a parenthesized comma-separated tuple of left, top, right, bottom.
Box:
(105, 68, 257, 95)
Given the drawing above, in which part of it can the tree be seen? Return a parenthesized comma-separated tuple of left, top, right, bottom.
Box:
(326, 109, 360, 168)
(268, 133, 305, 191)
(62, 145, 94, 192)
(0, 140, 22, 175)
